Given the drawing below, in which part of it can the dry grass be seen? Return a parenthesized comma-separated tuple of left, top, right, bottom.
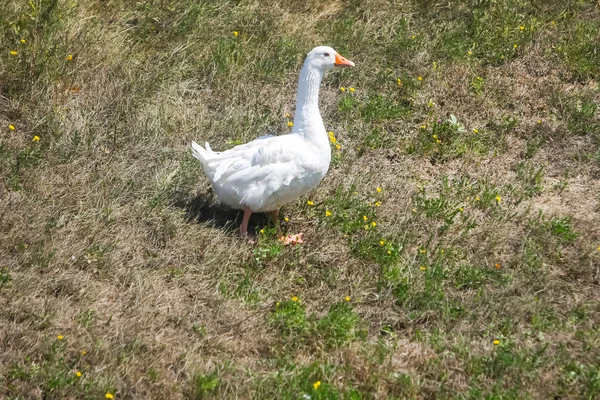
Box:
(1, 0, 599, 399)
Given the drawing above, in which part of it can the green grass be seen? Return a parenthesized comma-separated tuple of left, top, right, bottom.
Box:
(1, 0, 600, 399)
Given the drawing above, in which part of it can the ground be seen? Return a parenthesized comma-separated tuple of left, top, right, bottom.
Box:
(1, 0, 599, 399)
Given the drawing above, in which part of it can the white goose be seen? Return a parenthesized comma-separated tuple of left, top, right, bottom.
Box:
(191, 46, 355, 241)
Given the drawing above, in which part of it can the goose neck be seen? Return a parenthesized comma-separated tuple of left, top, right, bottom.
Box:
(292, 64, 324, 135)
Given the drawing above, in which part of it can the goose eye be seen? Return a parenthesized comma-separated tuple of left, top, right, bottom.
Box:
(324, 52, 330, 57)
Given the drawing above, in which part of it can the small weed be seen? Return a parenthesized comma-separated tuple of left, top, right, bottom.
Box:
(553, 170, 569, 193)
(192, 324, 207, 337)
(515, 161, 545, 198)
(566, 98, 598, 136)
(470, 75, 485, 96)
(268, 299, 308, 337)
(77, 309, 96, 328)
(315, 301, 365, 347)
(546, 217, 579, 243)
(0, 268, 12, 286)
(218, 271, 263, 305)
(253, 231, 284, 264)
(192, 370, 219, 399)
(360, 127, 395, 150)
(524, 136, 545, 159)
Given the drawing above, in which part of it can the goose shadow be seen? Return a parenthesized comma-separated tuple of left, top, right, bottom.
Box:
(175, 193, 269, 234)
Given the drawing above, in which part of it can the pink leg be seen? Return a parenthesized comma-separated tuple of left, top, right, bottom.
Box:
(240, 207, 252, 237)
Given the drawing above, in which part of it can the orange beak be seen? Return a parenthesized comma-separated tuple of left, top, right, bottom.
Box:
(334, 53, 355, 67)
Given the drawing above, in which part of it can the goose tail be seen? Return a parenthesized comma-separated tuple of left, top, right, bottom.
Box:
(191, 140, 212, 163)
(191, 140, 218, 182)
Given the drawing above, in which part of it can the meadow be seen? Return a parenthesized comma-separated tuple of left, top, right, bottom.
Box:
(1, 0, 599, 399)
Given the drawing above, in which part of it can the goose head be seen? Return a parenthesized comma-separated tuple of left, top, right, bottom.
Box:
(304, 46, 355, 71)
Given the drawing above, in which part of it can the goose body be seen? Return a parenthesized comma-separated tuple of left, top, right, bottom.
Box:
(191, 46, 355, 237)
(191, 133, 329, 213)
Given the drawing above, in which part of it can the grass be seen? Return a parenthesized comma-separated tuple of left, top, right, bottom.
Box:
(1, 0, 599, 399)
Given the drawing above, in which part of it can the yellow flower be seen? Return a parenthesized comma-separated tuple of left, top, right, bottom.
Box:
(340, 87, 345, 92)
(468, 50, 472, 55)
(420, 125, 426, 130)
(233, 31, 239, 37)
(433, 134, 438, 139)
(291, 296, 299, 302)
(349, 87, 355, 92)
(475, 196, 480, 201)
(376, 187, 382, 193)
(363, 224, 369, 230)
(284, 217, 289, 222)
(417, 76, 423, 81)
(105, 394, 114, 399)
(513, 43, 518, 49)
(313, 381, 321, 390)
(363, 215, 368, 221)
(20, 39, 26, 43)
(57, 335, 64, 340)
(387, 250, 391, 255)
(287, 121, 293, 127)
(371, 221, 376, 227)
(495, 195, 501, 203)
(519, 25, 525, 31)
(436, 139, 441, 143)
(597, 245, 600, 251)
(419, 249, 426, 253)
(66, 54, 73, 61)
(379, 240, 385, 246)
(10, 50, 18, 55)
(307, 200, 314, 206)
(397, 78, 402, 86)
(374, 201, 382, 207)
(81, 350, 87, 355)
(537, 119, 541, 124)
(345, 296, 351, 302)
(473, 128, 479, 133)
(32, 136, 40, 142)
(285, 113, 290, 118)
(325, 210, 332, 217)
(420, 265, 427, 271)
(458, 207, 464, 212)
(411, 35, 415, 39)
(75, 371, 82, 377)
(259, 228, 265, 234)
(9, 124, 15, 130)
(493, 339, 500, 345)
(335, 144, 341, 150)
(441, 249, 445, 253)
